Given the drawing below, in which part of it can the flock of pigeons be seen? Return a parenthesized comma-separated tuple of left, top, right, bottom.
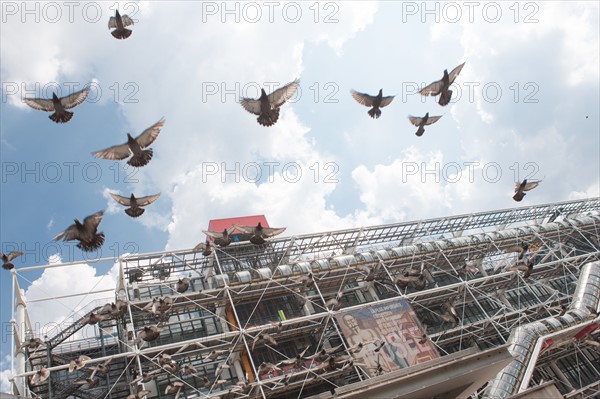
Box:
(9, 7, 542, 260)
(5, 10, 552, 397)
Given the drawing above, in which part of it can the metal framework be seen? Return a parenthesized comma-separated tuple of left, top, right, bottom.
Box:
(9, 197, 600, 399)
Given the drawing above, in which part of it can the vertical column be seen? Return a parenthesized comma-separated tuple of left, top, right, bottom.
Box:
(13, 271, 27, 396)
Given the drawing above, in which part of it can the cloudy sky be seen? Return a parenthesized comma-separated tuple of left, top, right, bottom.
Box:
(0, 0, 598, 393)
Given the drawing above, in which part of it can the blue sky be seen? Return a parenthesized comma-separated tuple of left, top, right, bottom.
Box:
(1, 1, 599, 392)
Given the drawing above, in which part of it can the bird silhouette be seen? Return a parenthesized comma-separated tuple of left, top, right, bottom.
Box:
(54, 210, 105, 252)
(108, 10, 134, 39)
(109, 192, 161, 217)
(193, 240, 213, 256)
(240, 80, 300, 126)
(276, 346, 310, 368)
(81, 312, 106, 326)
(1, 251, 23, 270)
(251, 332, 278, 351)
(257, 362, 281, 376)
(92, 118, 165, 167)
(23, 87, 89, 123)
(127, 384, 152, 399)
(408, 113, 443, 136)
(20, 337, 44, 351)
(136, 325, 164, 343)
(203, 227, 235, 247)
(164, 381, 184, 398)
(504, 243, 529, 259)
(233, 222, 286, 245)
(68, 355, 91, 372)
(506, 259, 534, 278)
(513, 179, 541, 201)
(351, 89, 395, 119)
(30, 368, 50, 385)
(215, 362, 230, 378)
(420, 62, 465, 106)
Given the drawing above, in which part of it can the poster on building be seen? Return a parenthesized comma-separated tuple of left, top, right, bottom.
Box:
(334, 298, 439, 377)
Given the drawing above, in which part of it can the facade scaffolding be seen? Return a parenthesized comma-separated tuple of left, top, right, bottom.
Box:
(9, 197, 600, 399)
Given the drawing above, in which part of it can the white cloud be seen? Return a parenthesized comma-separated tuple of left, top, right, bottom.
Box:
(23, 254, 119, 340)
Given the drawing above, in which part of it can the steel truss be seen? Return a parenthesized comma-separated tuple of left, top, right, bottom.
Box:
(10, 197, 600, 398)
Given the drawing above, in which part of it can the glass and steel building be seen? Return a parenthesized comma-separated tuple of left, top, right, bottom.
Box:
(8, 197, 600, 398)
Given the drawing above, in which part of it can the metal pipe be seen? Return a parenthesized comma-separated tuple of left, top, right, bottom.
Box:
(482, 261, 600, 398)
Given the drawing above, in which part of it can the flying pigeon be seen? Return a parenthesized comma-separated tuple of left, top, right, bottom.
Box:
(92, 118, 165, 167)
(408, 113, 443, 136)
(325, 291, 344, 310)
(193, 240, 213, 256)
(54, 210, 105, 252)
(257, 362, 281, 376)
(240, 80, 300, 126)
(506, 259, 534, 278)
(504, 243, 529, 259)
(276, 346, 310, 368)
(164, 381, 184, 398)
(108, 10, 134, 39)
(2, 251, 23, 270)
(19, 337, 44, 351)
(109, 192, 161, 217)
(419, 62, 465, 106)
(74, 378, 99, 389)
(513, 179, 541, 201)
(81, 312, 106, 326)
(181, 364, 198, 376)
(458, 260, 480, 278)
(87, 357, 113, 375)
(30, 368, 50, 385)
(203, 227, 235, 247)
(233, 222, 286, 245)
(127, 384, 152, 399)
(68, 355, 91, 372)
(136, 325, 164, 343)
(215, 363, 230, 378)
(251, 332, 278, 351)
(350, 89, 395, 119)
(23, 87, 89, 123)
(346, 340, 376, 354)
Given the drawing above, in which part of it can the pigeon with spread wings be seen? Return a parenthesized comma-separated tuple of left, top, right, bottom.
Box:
(351, 89, 395, 119)
(203, 227, 236, 247)
(109, 192, 160, 218)
(108, 10, 134, 39)
(2, 251, 23, 270)
(92, 118, 165, 167)
(419, 62, 465, 106)
(240, 80, 299, 126)
(233, 222, 286, 245)
(513, 179, 542, 202)
(408, 113, 443, 137)
(54, 211, 105, 252)
(23, 87, 89, 123)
